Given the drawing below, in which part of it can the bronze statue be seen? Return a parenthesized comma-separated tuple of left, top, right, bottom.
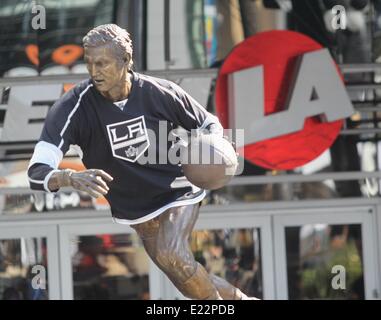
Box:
(28, 24, 256, 300)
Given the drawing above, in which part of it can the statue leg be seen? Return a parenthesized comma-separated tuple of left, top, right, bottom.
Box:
(209, 274, 258, 300)
(131, 204, 221, 300)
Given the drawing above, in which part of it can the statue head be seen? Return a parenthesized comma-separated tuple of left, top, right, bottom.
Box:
(83, 24, 133, 99)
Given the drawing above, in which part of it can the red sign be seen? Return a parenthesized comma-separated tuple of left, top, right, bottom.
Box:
(215, 30, 346, 170)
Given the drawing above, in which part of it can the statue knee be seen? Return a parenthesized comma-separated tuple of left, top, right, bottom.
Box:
(154, 247, 197, 281)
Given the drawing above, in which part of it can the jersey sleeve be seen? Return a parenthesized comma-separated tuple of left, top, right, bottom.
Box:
(28, 91, 83, 192)
(166, 82, 223, 136)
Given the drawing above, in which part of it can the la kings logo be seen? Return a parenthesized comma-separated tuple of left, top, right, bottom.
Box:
(106, 116, 150, 162)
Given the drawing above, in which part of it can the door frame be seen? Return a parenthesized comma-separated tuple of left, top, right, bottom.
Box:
(58, 217, 161, 300)
(0, 224, 60, 299)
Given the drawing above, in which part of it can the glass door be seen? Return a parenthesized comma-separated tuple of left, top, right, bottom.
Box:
(0, 224, 60, 300)
(58, 219, 160, 300)
(274, 206, 379, 300)
(163, 211, 275, 300)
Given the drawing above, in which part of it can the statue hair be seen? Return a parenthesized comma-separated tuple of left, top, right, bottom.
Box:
(83, 24, 134, 69)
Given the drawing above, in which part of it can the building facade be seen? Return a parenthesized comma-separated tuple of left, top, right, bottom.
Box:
(0, 0, 380, 300)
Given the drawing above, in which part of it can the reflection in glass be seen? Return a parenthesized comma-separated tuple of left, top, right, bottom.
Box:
(0, 159, 111, 216)
(0, 238, 48, 300)
(71, 233, 150, 300)
(191, 228, 263, 299)
(285, 224, 364, 299)
(0, 0, 115, 77)
(205, 177, 380, 205)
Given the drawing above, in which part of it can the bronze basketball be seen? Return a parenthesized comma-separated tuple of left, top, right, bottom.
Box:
(181, 134, 238, 190)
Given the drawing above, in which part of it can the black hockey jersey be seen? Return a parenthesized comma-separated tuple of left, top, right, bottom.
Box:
(28, 72, 223, 224)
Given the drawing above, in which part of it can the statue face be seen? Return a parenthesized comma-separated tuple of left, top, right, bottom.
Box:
(84, 45, 127, 94)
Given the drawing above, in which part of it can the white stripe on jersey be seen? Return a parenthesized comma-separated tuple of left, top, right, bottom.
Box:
(28, 177, 44, 184)
(58, 84, 93, 149)
(29, 141, 63, 170)
(112, 190, 206, 225)
(170, 176, 201, 193)
(199, 116, 223, 134)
